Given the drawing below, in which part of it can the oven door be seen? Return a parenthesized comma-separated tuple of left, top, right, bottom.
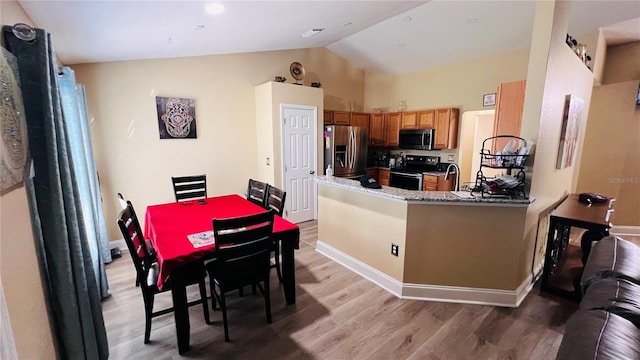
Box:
(389, 171, 423, 190)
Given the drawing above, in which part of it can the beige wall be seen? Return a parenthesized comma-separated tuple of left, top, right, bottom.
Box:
(405, 203, 527, 289)
(576, 40, 640, 226)
(318, 185, 408, 281)
(73, 48, 363, 240)
(0, 1, 57, 359)
(603, 41, 640, 85)
(364, 47, 530, 162)
(520, 0, 595, 281)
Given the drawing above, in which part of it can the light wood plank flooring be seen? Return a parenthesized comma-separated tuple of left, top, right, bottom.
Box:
(103, 220, 577, 359)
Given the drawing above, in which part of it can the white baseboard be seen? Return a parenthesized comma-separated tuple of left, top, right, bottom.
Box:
(610, 225, 640, 236)
(110, 239, 126, 250)
(316, 241, 532, 308)
(316, 241, 403, 297)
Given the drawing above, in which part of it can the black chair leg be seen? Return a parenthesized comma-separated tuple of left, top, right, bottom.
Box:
(274, 241, 282, 283)
(264, 278, 272, 323)
(209, 275, 217, 310)
(220, 290, 230, 342)
(199, 280, 211, 324)
(142, 293, 154, 344)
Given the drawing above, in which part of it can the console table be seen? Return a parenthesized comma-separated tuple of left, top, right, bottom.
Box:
(541, 194, 615, 300)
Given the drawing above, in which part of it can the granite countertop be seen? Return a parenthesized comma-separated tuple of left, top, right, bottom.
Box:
(316, 176, 532, 206)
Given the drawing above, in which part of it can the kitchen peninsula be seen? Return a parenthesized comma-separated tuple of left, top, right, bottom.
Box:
(316, 176, 534, 307)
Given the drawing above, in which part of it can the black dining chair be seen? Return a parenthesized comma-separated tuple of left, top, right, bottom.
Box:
(265, 185, 286, 283)
(117, 193, 157, 287)
(117, 204, 211, 344)
(171, 175, 207, 202)
(246, 179, 269, 207)
(205, 211, 275, 342)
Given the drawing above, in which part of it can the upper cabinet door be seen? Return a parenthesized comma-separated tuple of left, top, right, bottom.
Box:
(434, 108, 459, 149)
(333, 111, 351, 125)
(323, 110, 334, 125)
(351, 112, 370, 129)
(369, 113, 386, 146)
(417, 110, 435, 128)
(400, 111, 418, 129)
(493, 80, 526, 152)
(386, 113, 401, 146)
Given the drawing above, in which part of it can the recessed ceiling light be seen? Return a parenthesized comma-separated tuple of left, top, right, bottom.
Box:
(299, 28, 325, 38)
(466, 17, 479, 25)
(194, 25, 206, 30)
(205, 2, 225, 15)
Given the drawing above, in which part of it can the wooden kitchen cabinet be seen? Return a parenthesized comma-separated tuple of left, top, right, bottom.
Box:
(323, 110, 334, 125)
(351, 112, 370, 130)
(369, 113, 386, 146)
(493, 80, 526, 152)
(434, 108, 459, 149)
(386, 113, 401, 146)
(333, 111, 350, 125)
(400, 111, 418, 129)
(379, 169, 390, 186)
(422, 175, 438, 191)
(423, 174, 454, 191)
(417, 110, 435, 128)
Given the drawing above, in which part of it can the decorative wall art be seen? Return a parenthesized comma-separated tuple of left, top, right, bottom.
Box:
(156, 96, 197, 139)
(1, 48, 30, 194)
(556, 94, 584, 169)
(483, 93, 496, 106)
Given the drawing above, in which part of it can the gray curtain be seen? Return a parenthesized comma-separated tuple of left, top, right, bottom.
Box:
(2, 26, 109, 360)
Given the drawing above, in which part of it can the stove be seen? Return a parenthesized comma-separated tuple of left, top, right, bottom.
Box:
(390, 155, 440, 190)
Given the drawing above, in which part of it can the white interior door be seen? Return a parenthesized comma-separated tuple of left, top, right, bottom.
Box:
(282, 105, 317, 223)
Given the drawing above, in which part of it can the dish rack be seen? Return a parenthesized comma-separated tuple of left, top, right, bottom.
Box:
(472, 135, 529, 198)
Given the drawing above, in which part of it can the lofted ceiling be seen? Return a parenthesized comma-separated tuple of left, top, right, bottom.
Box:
(15, 0, 640, 75)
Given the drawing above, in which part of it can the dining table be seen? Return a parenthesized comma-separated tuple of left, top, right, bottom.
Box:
(144, 194, 300, 354)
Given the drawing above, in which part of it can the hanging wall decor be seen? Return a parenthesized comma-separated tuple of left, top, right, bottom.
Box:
(156, 96, 197, 139)
(0, 48, 30, 194)
(556, 94, 584, 169)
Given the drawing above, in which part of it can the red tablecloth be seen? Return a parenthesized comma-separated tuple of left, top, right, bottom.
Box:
(144, 194, 299, 289)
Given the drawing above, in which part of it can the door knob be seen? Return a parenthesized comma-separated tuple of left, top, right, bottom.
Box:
(310, 170, 315, 174)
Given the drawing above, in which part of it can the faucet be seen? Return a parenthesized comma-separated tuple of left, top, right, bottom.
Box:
(445, 163, 461, 191)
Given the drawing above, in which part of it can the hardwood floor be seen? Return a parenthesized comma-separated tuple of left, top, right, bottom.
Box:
(103, 220, 577, 359)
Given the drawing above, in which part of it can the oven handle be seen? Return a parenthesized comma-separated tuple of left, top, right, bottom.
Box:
(390, 171, 424, 190)
(390, 171, 422, 179)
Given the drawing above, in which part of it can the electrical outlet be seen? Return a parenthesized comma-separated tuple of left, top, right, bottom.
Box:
(391, 243, 399, 257)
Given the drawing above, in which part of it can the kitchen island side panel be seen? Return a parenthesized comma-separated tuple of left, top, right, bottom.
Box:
(404, 204, 527, 290)
(318, 185, 407, 282)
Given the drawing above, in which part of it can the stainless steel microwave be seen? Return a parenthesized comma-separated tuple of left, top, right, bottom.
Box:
(398, 129, 435, 150)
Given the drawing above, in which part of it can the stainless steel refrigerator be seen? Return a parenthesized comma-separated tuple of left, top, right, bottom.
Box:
(324, 125, 368, 179)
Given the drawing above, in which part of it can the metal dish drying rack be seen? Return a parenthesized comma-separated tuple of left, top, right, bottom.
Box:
(471, 135, 529, 198)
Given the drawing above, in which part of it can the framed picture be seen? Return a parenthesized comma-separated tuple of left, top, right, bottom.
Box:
(156, 96, 197, 139)
(483, 93, 496, 106)
(556, 94, 584, 169)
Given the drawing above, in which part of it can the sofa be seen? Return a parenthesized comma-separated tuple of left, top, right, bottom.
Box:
(556, 236, 640, 360)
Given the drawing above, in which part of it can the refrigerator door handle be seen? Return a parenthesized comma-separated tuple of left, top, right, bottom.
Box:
(349, 129, 354, 169)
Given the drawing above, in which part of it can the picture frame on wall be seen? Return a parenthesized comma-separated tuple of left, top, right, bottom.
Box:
(556, 94, 584, 169)
(156, 96, 197, 139)
(483, 93, 496, 106)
